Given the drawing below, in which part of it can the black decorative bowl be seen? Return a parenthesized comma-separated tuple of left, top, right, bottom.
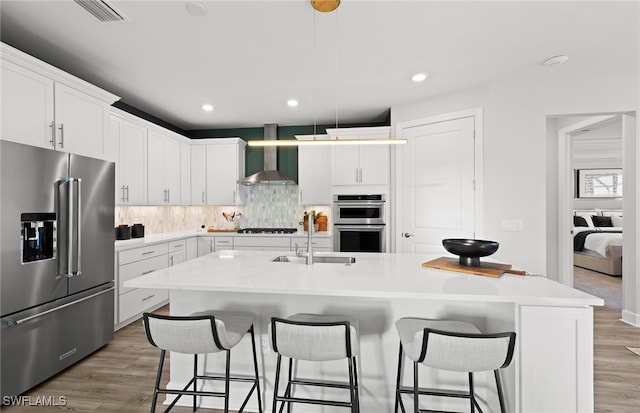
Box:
(442, 238, 499, 267)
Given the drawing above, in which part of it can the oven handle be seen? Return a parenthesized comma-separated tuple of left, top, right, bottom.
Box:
(333, 201, 385, 207)
(334, 224, 386, 231)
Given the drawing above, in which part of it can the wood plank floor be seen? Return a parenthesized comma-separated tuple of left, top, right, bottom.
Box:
(2, 305, 638, 412)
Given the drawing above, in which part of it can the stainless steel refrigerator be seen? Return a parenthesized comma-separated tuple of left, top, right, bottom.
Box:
(1, 141, 115, 398)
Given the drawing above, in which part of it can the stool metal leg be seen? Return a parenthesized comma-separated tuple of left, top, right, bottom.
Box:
(249, 326, 264, 413)
(150, 349, 166, 413)
(394, 343, 405, 413)
(494, 369, 506, 413)
(224, 350, 231, 413)
(347, 356, 357, 413)
(193, 354, 197, 412)
(286, 358, 293, 413)
(272, 354, 282, 413)
(469, 372, 475, 413)
(413, 361, 419, 413)
(352, 356, 360, 413)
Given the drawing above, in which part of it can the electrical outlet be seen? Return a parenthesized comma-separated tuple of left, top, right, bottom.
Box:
(260, 334, 271, 353)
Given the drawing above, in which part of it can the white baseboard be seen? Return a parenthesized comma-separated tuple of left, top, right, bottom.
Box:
(621, 309, 640, 327)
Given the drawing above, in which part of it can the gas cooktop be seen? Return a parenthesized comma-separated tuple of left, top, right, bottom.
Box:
(237, 228, 298, 234)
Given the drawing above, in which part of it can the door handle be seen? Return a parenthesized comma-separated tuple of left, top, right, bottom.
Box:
(403, 232, 414, 238)
(58, 123, 65, 148)
(49, 121, 55, 147)
(57, 177, 82, 277)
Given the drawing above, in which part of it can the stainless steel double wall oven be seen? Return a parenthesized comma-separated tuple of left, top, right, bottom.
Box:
(333, 194, 386, 253)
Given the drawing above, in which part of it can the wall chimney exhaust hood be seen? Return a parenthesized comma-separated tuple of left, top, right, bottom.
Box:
(240, 124, 296, 185)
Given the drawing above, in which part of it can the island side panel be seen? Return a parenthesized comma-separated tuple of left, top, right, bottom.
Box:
(518, 305, 594, 413)
(166, 289, 514, 413)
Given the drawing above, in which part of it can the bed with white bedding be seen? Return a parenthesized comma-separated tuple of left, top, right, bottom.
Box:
(573, 209, 623, 276)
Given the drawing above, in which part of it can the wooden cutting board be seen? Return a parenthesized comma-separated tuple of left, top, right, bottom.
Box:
(207, 228, 238, 233)
(422, 256, 524, 278)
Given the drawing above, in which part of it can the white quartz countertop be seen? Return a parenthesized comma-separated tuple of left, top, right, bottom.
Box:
(123, 250, 603, 307)
(114, 230, 332, 251)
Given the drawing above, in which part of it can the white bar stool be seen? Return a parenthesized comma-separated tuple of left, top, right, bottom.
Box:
(394, 318, 516, 413)
(270, 313, 360, 412)
(143, 311, 263, 413)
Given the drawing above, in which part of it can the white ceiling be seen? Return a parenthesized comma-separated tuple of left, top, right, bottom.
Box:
(1, 1, 638, 131)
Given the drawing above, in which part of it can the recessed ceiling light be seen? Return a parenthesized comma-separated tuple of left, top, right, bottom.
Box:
(202, 104, 214, 112)
(411, 72, 428, 82)
(185, 2, 208, 17)
(287, 99, 299, 107)
(543, 55, 568, 67)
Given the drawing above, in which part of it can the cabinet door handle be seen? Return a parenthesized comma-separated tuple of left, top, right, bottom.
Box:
(49, 121, 55, 147)
(142, 294, 156, 302)
(169, 256, 174, 266)
(121, 185, 126, 202)
(355, 169, 359, 183)
(359, 168, 363, 183)
(142, 269, 156, 275)
(202, 191, 205, 204)
(58, 123, 65, 148)
(142, 251, 155, 255)
(167, 189, 170, 203)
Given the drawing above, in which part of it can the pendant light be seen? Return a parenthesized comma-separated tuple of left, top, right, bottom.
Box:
(249, 1, 407, 148)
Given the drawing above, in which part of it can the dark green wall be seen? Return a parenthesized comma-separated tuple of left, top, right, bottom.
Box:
(114, 102, 390, 184)
(187, 125, 336, 183)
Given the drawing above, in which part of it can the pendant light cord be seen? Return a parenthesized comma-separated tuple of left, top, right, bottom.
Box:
(313, 9, 317, 136)
(334, 8, 339, 129)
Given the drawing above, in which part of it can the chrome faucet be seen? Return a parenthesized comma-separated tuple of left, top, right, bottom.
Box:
(306, 213, 314, 265)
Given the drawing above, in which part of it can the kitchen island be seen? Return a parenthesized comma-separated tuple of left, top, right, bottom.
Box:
(125, 250, 603, 413)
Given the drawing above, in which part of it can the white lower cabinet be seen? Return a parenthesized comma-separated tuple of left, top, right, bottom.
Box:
(185, 237, 198, 261)
(215, 236, 234, 251)
(291, 237, 332, 252)
(116, 243, 169, 328)
(168, 239, 186, 266)
(233, 236, 290, 251)
(197, 237, 215, 257)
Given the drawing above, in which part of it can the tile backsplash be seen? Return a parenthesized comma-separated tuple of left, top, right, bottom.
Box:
(116, 186, 330, 235)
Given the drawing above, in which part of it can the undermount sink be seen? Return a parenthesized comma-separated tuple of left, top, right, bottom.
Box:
(271, 255, 356, 264)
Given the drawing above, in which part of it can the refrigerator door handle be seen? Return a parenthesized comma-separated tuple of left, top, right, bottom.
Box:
(7, 287, 114, 327)
(57, 177, 82, 277)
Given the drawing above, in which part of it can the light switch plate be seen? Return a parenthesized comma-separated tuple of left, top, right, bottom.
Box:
(501, 219, 523, 231)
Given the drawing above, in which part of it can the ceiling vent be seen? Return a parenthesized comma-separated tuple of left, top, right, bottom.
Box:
(73, 0, 128, 23)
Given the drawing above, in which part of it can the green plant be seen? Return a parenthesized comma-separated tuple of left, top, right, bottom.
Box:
(303, 210, 323, 220)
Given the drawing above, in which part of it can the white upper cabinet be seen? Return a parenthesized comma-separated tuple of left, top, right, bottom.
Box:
(206, 142, 245, 205)
(327, 127, 391, 186)
(0, 43, 118, 159)
(1, 60, 55, 148)
(53, 83, 111, 159)
(147, 129, 181, 205)
(191, 138, 246, 206)
(190, 144, 207, 205)
(113, 114, 147, 205)
(296, 135, 332, 205)
(180, 141, 191, 205)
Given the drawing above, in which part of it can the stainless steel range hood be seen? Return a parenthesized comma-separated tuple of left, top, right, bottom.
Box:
(241, 124, 296, 185)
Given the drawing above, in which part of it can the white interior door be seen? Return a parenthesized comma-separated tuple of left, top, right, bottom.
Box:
(398, 116, 476, 253)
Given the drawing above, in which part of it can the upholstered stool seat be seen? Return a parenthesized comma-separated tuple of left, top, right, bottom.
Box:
(394, 318, 516, 413)
(270, 313, 360, 412)
(143, 310, 263, 413)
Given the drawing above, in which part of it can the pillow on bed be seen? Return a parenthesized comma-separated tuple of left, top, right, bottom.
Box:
(592, 215, 613, 227)
(573, 215, 589, 227)
(574, 211, 596, 227)
(611, 215, 623, 227)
